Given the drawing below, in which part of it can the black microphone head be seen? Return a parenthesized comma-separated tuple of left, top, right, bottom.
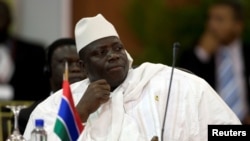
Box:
(173, 42, 180, 49)
(172, 42, 180, 62)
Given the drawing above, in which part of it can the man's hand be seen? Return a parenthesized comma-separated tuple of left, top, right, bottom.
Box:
(151, 136, 158, 141)
(76, 79, 111, 122)
(198, 31, 219, 56)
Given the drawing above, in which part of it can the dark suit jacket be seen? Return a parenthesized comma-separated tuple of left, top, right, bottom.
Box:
(8, 38, 50, 100)
(178, 44, 250, 114)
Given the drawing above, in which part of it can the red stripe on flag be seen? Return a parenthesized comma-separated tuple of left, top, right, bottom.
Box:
(63, 80, 84, 133)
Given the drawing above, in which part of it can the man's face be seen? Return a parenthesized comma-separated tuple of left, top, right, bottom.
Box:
(207, 5, 242, 45)
(82, 36, 129, 89)
(51, 45, 85, 88)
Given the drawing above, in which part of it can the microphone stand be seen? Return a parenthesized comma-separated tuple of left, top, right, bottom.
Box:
(160, 42, 180, 141)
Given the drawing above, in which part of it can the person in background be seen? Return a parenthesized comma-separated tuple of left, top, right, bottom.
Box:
(18, 38, 86, 134)
(0, 0, 49, 101)
(46, 38, 86, 93)
(179, 0, 250, 124)
(24, 14, 240, 141)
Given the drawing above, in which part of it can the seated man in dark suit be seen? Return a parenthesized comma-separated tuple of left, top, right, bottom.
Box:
(18, 38, 86, 134)
(179, 0, 250, 124)
(0, 1, 50, 101)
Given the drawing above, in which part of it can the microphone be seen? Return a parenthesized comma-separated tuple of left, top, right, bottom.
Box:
(161, 42, 180, 141)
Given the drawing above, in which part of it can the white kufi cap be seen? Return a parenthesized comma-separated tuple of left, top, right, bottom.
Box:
(74, 14, 119, 53)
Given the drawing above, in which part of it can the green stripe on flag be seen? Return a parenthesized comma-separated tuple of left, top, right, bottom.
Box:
(54, 118, 71, 141)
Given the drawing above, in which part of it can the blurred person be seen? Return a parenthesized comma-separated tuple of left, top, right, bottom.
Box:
(179, 0, 250, 124)
(18, 38, 86, 134)
(46, 38, 86, 92)
(24, 14, 240, 141)
(0, 1, 49, 101)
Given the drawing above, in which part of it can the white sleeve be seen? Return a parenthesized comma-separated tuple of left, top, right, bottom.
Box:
(197, 80, 241, 140)
(199, 80, 241, 124)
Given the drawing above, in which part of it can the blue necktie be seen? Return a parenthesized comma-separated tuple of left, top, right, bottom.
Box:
(217, 48, 246, 121)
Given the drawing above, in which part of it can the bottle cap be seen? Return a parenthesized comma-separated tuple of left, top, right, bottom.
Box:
(35, 119, 44, 127)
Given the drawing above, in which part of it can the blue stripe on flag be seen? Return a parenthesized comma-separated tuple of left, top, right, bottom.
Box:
(58, 97, 80, 141)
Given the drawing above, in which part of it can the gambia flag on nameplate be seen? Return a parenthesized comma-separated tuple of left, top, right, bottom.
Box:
(54, 62, 84, 141)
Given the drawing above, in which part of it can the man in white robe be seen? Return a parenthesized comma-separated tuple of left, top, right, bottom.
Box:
(24, 14, 241, 141)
